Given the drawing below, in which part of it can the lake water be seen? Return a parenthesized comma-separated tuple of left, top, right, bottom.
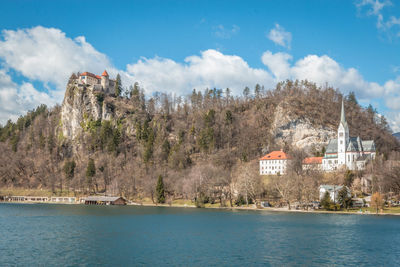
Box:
(1, 204, 400, 266)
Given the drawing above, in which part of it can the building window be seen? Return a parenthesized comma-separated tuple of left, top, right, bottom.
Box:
(339, 132, 343, 137)
(340, 140, 343, 145)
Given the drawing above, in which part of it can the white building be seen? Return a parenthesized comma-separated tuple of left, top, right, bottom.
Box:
(302, 157, 323, 171)
(319, 185, 350, 203)
(78, 70, 116, 95)
(259, 150, 290, 175)
(322, 100, 376, 171)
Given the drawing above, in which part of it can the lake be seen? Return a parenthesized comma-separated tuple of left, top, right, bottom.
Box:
(0, 203, 399, 266)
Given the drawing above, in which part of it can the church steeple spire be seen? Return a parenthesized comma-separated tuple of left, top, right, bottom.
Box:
(340, 99, 346, 125)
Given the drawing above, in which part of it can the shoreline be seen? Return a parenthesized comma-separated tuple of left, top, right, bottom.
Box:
(132, 202, 400, 216)
(2, 200, 399, 216)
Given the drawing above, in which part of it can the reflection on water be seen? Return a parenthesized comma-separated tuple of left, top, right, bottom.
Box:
(0, 203, 399, 266)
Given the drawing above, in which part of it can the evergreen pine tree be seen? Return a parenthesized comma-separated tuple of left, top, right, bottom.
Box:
(114, 74, 122, 97)
(86, 158, 96, 191)
(321, 191, 332, 210)
(337, 187, 352, 210)
(156, 175, 165, 203)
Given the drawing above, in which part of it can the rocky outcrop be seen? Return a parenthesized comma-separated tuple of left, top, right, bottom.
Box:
(271, 104, 336, 152)
(61, 83, 113, 140)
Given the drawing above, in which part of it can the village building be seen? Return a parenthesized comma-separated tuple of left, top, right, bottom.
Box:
(302, 156, 323, 171)
(50, 197, 76, 203)
(322, 100, 376, 171)
(5, 196, 49, 202)
(78, 70, 116, 95)
(259, 150, 290, 175)
(83, 196, 127, 205)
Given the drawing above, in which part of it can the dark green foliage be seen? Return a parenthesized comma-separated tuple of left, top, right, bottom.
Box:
(63, 160, 76, 181)
(156, 175, 165, 204)
(234, 195, 253, 206)
(114, 74, 122, 97)
(204, 109, 215, 127)
(10, 134, 19, 152)
(89, 120, 120, 153)
(198, 127, 214, 153)
(337, 187, 352, 210)
(47, 133, 55, 153)
(321, 191, 332, 210)
(161, 139, 171, 161)
(243, 86, 250, 98)
(100, 120, 120, 153)
(86, 158, 96, 188)
(96, 93, 104, 105)
(225, 110, 233, 125)
(143, 128, 155, 163)
(344, 170, 355, 187)
(195, 192, 210, 208)
(178, 130, 185, 144)
(1, 105, 47, 153)
(347, 91, 358, 105)
(39, 132, 46, 149)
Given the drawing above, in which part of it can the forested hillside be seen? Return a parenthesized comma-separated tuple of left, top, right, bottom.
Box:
(0, 79, 398, 204)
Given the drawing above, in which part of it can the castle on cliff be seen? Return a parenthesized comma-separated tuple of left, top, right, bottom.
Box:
(77, 70, 116, 95)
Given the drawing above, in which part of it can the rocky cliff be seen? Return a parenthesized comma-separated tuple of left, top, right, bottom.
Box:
(271, 103, 336, 153)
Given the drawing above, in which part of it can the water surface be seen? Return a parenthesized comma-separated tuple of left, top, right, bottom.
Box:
(0, 203, 399, 266)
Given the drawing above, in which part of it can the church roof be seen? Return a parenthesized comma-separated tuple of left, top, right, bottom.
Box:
(325, 137, 376, 154)
(102, 70, 109, 76)
(347, 137, 362, 152)
(339, 99, 348, 129)
(325, 139, 338, 154)
(362, 140, 375, 152)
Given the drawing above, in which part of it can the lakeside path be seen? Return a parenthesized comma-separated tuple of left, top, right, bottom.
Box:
(132, 202, 400, 216)
(2, 201, 400, 216)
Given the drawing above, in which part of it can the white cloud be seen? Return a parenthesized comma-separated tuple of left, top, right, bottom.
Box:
(388, 114, 400, 132)
(126, 49, 274, 95)
(356, 0, 400, 36)
(0, 69, 55, 124)
(261, 51, 292, 81)
(267, 24, 292, 49)
(214, 24, 240, 39)
(357, 0, 389, 15)
(0, 26, 112, 91)
(261, 51, 385, 99)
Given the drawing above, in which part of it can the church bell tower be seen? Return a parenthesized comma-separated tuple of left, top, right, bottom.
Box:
(337, 99, 349, 166)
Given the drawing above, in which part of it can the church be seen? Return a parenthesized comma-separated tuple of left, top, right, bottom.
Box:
(322, 100, 376, 171)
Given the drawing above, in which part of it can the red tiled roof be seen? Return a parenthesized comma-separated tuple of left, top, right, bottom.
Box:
(260, 150, 289, 160)
(80, 72, 100, 79)
(102, 70, 109, 76)
(303, 157, 323, 164)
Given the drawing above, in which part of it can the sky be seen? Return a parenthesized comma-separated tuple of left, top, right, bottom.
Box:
(0, 0, 400, 131)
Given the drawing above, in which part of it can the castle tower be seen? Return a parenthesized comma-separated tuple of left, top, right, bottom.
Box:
(337, 99, 349, 166)
(101, 70, 109, 92)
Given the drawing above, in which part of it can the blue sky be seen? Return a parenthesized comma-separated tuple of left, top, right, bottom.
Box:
(0, 0, 400, 131)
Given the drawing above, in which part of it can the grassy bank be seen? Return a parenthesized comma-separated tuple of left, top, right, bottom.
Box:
(0, 187, 82, 197)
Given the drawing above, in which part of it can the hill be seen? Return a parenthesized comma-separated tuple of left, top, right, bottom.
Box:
(0, 79, 398, 203)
